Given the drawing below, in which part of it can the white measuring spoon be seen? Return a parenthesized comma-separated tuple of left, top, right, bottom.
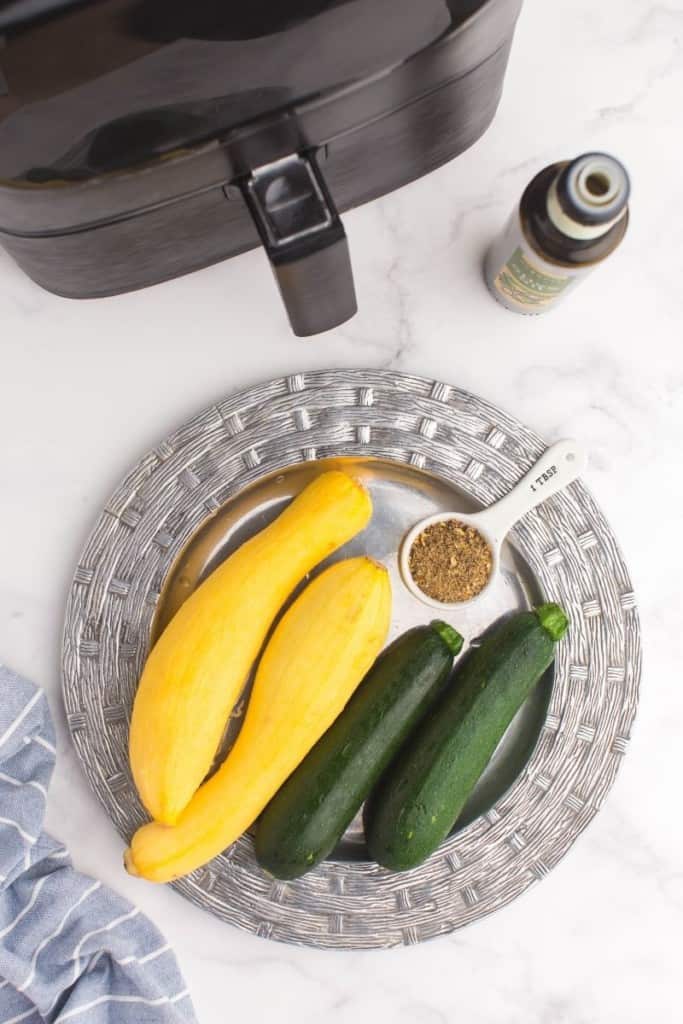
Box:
(400, 439, 587, 609)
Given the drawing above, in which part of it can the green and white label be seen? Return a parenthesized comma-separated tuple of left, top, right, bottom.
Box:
(484, 211, 591, 315)
(495, 247, 571, 308)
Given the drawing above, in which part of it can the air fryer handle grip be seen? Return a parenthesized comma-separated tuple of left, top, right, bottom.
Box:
(241, 152, 357, 337)
(269, 223, 356, 338)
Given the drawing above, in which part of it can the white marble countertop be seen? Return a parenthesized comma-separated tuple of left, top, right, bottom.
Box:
(1, 1, 681, 1021)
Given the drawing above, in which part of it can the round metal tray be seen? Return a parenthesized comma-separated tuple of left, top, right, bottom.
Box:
(62, 370, 641, 949)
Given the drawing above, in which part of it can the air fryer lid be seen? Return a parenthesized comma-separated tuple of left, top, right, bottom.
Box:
(0, 0, 450, 182)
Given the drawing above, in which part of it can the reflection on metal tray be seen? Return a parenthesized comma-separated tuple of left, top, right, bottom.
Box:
(156, 456, 551, 857)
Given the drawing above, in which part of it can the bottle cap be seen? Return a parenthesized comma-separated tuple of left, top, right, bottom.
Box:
(550, 153, 630, 239)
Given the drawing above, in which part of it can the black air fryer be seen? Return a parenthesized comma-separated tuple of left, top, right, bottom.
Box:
(0, 1, 523, 335)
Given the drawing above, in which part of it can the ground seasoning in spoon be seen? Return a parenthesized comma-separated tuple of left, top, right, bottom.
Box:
(408, 519, 493, 603)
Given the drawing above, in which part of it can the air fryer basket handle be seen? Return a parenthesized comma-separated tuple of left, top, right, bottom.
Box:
(240, 151, 357, 337)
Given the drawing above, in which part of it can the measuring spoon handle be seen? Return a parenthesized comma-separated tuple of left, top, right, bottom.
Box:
(476, 439, 587, 542)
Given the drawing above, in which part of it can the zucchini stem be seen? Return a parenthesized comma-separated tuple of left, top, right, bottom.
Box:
(535, 603, 569, 642)
(430, 620, 464, 656)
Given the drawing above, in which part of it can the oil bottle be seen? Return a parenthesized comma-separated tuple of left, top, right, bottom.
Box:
(485, 152, 630, 314)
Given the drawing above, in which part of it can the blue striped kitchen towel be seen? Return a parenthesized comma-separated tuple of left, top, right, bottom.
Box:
(0, 665, 197, 1024)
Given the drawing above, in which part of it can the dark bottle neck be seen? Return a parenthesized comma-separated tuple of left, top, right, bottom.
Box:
(520, 163, 628, 268)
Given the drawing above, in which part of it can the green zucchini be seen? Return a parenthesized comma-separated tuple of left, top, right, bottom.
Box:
(364, 603, 568, 872)
(254, 621, 464, 879)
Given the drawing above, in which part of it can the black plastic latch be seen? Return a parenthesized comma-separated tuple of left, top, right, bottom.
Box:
(241, 152, 357, 338)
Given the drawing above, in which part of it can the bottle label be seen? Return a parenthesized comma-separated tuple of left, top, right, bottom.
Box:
(495, 246, 571, 309)
(485, 211, 592, 314)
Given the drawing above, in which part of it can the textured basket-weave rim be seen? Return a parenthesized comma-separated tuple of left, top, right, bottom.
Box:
(62, 370, 640, 949)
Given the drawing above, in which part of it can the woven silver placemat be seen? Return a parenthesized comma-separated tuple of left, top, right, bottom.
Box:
(62, 370, 640, 949)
